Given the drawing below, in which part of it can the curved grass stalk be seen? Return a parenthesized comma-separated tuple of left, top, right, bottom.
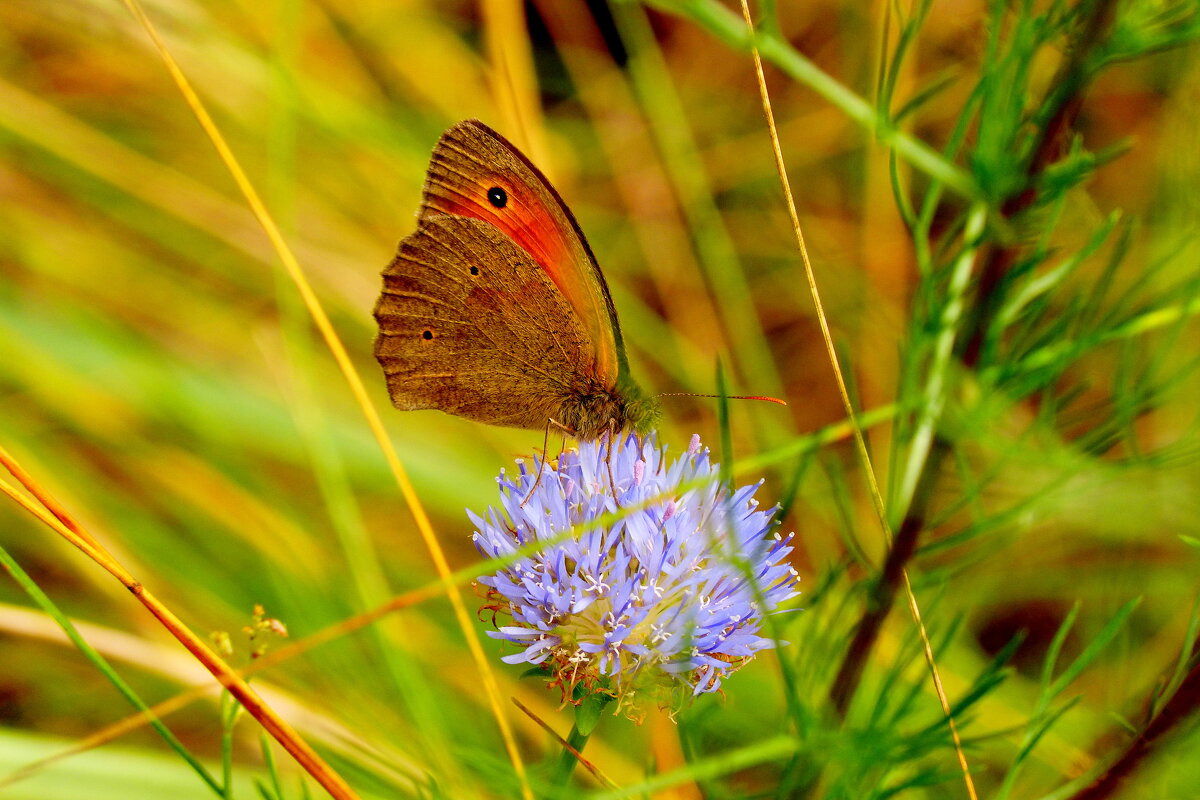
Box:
(646, 0, 979, 200)
(0, 456, 356, 799)
(0, 540, 220, 795)
(117, 1, 532, 796)
(609, 1, 791, 414)
(0, 583, 445, 793)
(736, 2, 978, 798)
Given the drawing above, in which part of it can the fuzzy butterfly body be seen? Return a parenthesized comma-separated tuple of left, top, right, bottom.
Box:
(372, 120, 658, 439)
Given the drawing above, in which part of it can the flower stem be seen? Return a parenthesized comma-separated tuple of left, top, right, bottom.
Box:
(1071, 632, 1200, 799)
(550, 720, 593, 788)
(826, 0, 1119, 720)
(550, 693, 611, 792)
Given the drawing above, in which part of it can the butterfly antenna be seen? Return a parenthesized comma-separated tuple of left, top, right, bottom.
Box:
(657, 392, 788, 406)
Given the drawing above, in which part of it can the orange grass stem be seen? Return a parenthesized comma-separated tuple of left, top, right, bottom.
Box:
(511, 697, 616, 789)
(0, 446, 106, 555)
(0, 466, 357, 799)
(0, 581, 446, 790)
(118, 1, 532, 796)
(657, 392, 787, 406)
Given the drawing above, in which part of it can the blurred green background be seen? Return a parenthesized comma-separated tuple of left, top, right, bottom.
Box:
(1, 0, 1198, 798)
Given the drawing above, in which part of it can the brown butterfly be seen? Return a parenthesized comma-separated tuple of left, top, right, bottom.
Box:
(372, 120, 658, 439)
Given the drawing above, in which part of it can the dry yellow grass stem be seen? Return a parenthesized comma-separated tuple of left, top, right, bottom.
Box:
(117, 1, 532, 796)
(736, 1, 978, 798)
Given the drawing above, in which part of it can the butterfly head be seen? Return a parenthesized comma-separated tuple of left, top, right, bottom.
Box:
(564, 376, 660, 440)
(619, 389, 660, 436)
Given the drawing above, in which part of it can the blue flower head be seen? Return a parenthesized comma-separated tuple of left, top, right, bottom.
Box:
(470, 433, 800, 715)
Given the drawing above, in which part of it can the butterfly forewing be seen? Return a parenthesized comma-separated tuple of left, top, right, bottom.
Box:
(419, 120, 623, 385)
(373, 215, 597, 429)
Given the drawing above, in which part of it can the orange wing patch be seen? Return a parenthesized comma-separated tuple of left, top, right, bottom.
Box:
(419, 121, 621, 386)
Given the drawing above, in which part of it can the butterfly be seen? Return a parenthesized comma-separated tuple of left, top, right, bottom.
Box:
(372, 120, 658, 440)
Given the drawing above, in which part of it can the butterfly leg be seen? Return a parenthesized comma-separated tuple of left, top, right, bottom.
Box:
(604, 420, 621, 507)
(520, 417, 575, 508)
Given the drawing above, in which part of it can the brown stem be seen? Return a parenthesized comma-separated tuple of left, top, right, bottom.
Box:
(827, 0, 1118, 717)
(829, 440, 948, 715)
(1072, 645, 1200, 800)
(964, 0, 1116, 368)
